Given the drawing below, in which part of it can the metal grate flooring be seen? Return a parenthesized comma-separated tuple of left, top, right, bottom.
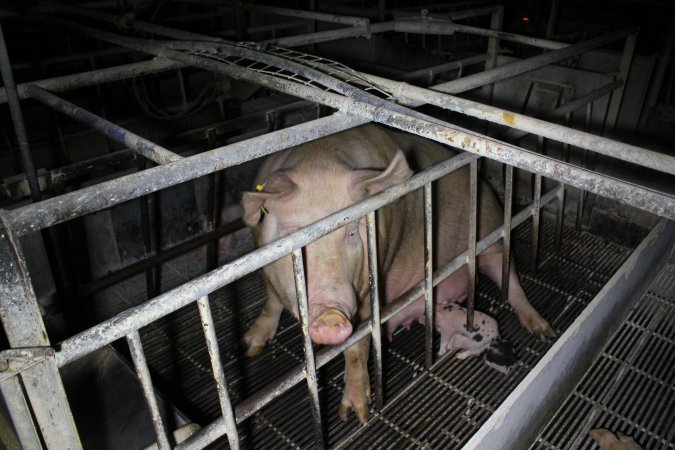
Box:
(91, 217, 636, 448)
(531, 260, 675, 450)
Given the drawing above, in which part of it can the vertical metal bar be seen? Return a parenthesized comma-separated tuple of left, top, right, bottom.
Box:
(139, 159, 157, 299)
(531, 172, 543, 273)
(0, 21, 40, 200)
(466, 159, 478, 332)
(0, 212, 82, 449)
(422, 183, 434, 368)
(605, 32, 638, 131)
(366, 212, 384, 409)
(205, 129, 219, 270)
(555, 113, 570, 251)
(483, 5, 504, 104)
(196, 296, 240, 450)
(530, 136, 544, 274)
(233, 0, 244, 41)
(501, 164, 513, 303)
(546, 0, 559, 38)
(291, 249, 324, 449)
(0, 377, 41, 449)
(127, 330, 171, 450)
(576, 102, 593, 230)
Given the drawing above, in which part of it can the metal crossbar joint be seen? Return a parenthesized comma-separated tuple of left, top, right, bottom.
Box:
(0, 347, 56, 381)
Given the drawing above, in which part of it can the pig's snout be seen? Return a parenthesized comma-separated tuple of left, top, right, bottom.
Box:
(309, 309, 352, 345)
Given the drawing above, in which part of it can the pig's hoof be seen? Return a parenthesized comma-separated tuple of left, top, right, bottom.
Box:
(521, 312, 556, 341)
(338, 389, 371, 425)
(242, 327, 274, 357)
(309, 310, 352, 345)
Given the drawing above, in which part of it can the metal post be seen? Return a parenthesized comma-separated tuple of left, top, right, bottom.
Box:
(531, 137, 544, 274)
(127, 330, 171, 450)
(555, 113, 571, 251)
(423, 183, 434, 367)
(546, 0, 560, 39)
(291, 249, 324, 449)
(501, 165, 513, 303)
(196, 296, 240, 450)
(605, 32, 638, 131)
(0, 212, 82, 449)
(366, 211, 384, 410)
(0, 377, 41, 448)
(482, 5, 504, 102)
(466, 159, 478, 332)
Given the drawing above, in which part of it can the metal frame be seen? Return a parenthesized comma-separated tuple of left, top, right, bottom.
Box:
(0, 3, 673, 449)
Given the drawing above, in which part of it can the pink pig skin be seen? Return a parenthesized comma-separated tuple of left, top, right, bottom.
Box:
(241, 124, 554, 424)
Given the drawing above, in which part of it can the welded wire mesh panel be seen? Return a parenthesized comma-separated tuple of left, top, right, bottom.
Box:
(180, 43, 394, 100)
(532, 263, 675, 450)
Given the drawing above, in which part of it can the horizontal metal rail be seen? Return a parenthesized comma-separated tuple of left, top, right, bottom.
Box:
(27, 85, 182, 165)
(241, 3, 369, 27)
(364, 74, 675, 175)
(0, 57, 184, 104)
(6, 113, 368, 236)
(431, 27, 636, 94)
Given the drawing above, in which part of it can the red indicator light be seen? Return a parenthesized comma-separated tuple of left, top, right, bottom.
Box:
(522, 17, 530, 21)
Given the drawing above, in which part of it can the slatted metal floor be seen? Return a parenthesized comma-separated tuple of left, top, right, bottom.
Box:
(531, 259, 675, 450)
(91, 217, 636, 448)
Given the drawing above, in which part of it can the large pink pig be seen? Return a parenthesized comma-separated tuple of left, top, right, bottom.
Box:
(241, 124, 555, 423)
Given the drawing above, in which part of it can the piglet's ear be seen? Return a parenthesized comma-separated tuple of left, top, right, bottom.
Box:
(352, 150, 413, 197)
(241, 171, 296, 227)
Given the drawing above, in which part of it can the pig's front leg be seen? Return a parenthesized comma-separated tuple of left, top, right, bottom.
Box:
(479, 252, 556, 341)
(339, 336, 371, 424)
(242, 289, 284, 356)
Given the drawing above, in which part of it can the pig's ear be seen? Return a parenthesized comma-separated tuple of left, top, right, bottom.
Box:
(241, 171, 296, 227)
(352, 150, 413, 197)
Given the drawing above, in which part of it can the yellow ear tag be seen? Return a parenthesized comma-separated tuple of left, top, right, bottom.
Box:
(255, 184, 268, 214)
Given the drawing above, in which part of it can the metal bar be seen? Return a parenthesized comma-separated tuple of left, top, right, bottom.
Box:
(366, 211, 384, 409)
(179, 183, 563, 450)
(531, 171, 543, 274)
(430, 27, 636, 94)
(0, 212, 82, 448)
(501, 164, 513, 303)
(546, 0, 559, 39)
(264, 21, 395, 47)
(638, 19, 675, 131)
(464, 219, 675, 450)
(577, 102, 593, 230)
(555, 114, 570, 251)
(126, 330, 171, 450)
(0, 377, 41, 449)
(605, 32, 638, 131)
(7, 114, 367, 236)
(423, 183, 434, 368)
(400, 54, 488, 81)
(79, 220, 245, 297)
(0, 21, 41, 201)
(365, 74, 674, 175)
(242, 3, 368, 26)
(453, 22, 567, 50)
(466, 159, 478, 332)
(291, 249, 324, 449)
(196, 296, 240, 450)
(139, 161, 157, 299)
(27, 85, 182, 165)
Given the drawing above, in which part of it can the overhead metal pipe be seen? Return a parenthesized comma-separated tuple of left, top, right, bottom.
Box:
(27, 85, 182, 165)
(0, 57, 185, 104)
(430, 27, 636, 94)
(363, 74, 675, 175)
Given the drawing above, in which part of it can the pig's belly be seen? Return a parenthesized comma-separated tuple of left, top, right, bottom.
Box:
(384, 266, 470, 338)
